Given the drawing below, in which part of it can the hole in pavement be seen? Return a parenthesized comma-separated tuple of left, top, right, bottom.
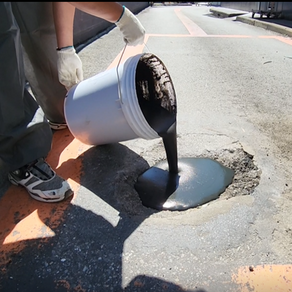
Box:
(115, 146, 261, 214)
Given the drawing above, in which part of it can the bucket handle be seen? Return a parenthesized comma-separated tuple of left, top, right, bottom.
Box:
(116, 44, 127, 105)
(116, 42, 150, 105)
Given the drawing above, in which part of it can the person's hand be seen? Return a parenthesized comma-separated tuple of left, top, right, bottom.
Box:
(56, 46, 84, 90)
(115, 7, 145, 46)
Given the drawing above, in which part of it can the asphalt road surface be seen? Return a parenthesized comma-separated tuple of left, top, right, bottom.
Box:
(1, 4, 292, 292)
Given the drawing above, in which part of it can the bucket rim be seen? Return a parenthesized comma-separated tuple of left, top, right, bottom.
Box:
(119, 53, 160, 140)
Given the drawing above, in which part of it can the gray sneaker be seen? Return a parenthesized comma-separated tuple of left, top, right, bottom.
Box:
(8, 158, 73, 203)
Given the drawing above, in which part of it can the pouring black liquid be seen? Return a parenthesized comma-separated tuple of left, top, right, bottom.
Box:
(134, 54, 234, 211)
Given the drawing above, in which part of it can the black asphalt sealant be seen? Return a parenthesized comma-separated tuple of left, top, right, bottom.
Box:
(134, 54, 234, 211)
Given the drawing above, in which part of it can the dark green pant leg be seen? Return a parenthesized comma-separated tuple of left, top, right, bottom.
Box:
(0, 2, 52, 172)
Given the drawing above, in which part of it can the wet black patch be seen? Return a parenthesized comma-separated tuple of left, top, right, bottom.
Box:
(135, 157, 234, 211)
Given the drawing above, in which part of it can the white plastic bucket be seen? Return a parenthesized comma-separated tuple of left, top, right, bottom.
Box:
(64, 53, 160, 145)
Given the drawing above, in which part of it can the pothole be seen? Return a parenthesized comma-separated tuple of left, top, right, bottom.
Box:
(114, 145, 261, 214)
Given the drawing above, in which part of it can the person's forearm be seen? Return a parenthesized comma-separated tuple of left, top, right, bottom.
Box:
(52, 2, 75, 48)
(68, 2, 123, 23)
(53, 2, 124, 49)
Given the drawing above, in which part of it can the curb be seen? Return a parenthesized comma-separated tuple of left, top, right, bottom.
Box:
(209, 7, 292, 38)
(209, 7, 248, 18)
(236, 15, 292, 38)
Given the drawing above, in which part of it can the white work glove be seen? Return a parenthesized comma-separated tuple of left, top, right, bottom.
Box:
(115, 6, 145, 46)
(56, 46, 84, 90)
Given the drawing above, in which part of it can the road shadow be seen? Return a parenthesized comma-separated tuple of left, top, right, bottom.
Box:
(0, 141, 208, 291)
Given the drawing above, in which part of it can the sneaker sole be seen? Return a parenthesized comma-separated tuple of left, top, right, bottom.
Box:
(48, 121, 68, 131)
(50, 124, 68, 131)
(29, 188, 74, 203)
